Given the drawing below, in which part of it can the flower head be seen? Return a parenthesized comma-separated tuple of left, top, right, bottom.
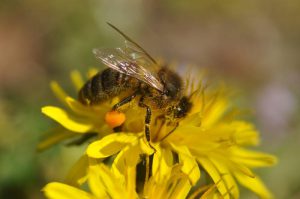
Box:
(84, 72, 277, 198)
(41, 69, 277, 198)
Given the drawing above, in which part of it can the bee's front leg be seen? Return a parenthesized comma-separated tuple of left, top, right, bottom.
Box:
(154, 114, 165, 125)
(160, 122, 179, 141)
(139, 97, 156, 153)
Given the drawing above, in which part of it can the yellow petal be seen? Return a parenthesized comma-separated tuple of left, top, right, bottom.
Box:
(50, 81, 68, 106)
(65, 155, 89, 187)
(65, 97, 101, 118)
(70, 70, 84, 91)
(89, 164, 126, 198)
(197, 157, 231, 199)
(199, 185, 218, 199)
(211, 152, 255, 178)
(111, 149, 138, 199)
(179, 153, 200, 186)
(152, 146, 173, 182)
(88, 166, 108, 198)
(111, 148, 138, 198)
(231, 121, 259, 146)
(87, 68, 99, 78)
(112, 143, 141, 178)
(229, 147, 277, 168)
(126, 141, 145, 167)
(42, 106, 94, 133)
(169, 126, 219, 152)
(234, 171, 273, 199)
(209, 157, 239, 199)
(43, 182, 94, 199)
(126, 166, 137, 199)
(170, 144, 200, 185)
(86, 133, 138, 158)
(169, 174, 191, 199)
(188, 184, 212, 199)
(202, 95, 228, 127)
(37, 127, 75, 151)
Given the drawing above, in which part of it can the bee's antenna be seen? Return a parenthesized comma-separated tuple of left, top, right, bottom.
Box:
(106, 22, 157, 65)
(188, 88, 201, 100)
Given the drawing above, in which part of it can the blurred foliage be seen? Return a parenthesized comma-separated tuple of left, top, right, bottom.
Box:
(0, 0, 299, 198)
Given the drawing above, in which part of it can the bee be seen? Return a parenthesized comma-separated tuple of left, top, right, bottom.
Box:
(78, 23, 192, 149)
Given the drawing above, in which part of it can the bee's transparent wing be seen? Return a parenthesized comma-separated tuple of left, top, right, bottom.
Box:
(106, 22, 158, 66)
(123, 40, 157, 67)
(93, 48, 164, 92)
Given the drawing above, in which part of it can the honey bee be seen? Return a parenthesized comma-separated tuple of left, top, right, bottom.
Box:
(78, 23, 192, 149)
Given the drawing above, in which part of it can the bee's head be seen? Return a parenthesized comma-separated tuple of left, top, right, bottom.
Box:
(172, 96, 192, 119)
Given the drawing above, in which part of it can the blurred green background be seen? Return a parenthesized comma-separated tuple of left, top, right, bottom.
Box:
(0, 0, 299, 198)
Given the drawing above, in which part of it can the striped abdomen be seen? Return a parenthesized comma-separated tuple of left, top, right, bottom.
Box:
(78, 68, 138, 105)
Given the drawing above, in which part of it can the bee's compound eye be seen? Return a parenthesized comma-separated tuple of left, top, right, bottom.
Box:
(105, 111, 126, 128)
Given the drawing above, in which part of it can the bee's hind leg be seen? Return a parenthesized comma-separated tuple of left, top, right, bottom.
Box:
(110, 91, 139, 132)
(112, 91, 138, 111)
(139, 97, 156, 153)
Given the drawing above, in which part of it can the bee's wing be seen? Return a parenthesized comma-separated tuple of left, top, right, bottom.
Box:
(107, 22, 158, 66)
(93, 48, 164, 92)
(123, 40, 157, 66)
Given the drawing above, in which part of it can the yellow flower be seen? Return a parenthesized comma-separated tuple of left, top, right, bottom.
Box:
(41, 69, 277, 198)
(86, 80, 277, 198)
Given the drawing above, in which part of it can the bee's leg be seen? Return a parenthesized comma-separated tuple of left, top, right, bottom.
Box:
(160, 122, 179, 141)
(110, 92, 138, 132)
(154, 114, 165, 125)
(139, 98, 156, 153)
(136, 153, 154, 193)
(153, 115, 166, 141)
(112, 91, 138, 111)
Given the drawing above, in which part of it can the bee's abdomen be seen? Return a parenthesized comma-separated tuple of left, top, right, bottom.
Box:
(78, 69, 124, 105)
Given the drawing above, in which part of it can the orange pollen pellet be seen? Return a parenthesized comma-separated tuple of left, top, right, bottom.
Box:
(105, 111, 126, 128)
